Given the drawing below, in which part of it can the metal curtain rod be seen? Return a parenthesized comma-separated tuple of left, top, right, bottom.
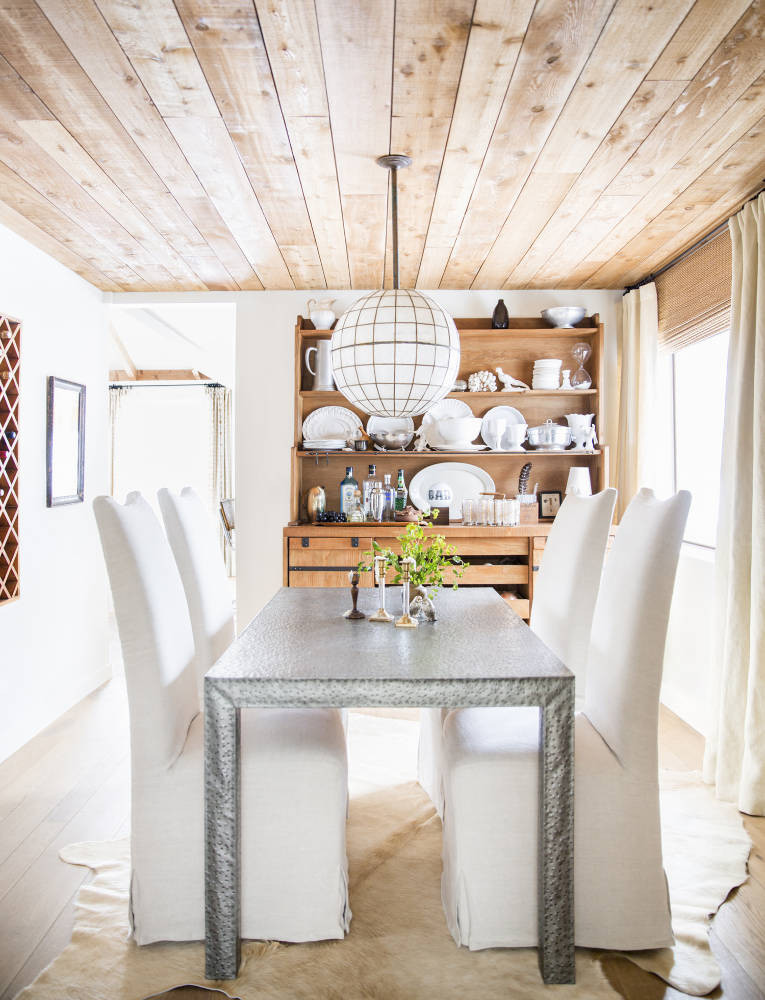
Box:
(108, 381, 225, 389)
(623, 182, 765, 294)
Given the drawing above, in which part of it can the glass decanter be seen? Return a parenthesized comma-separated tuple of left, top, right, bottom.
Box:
(570, 341, 592, 390)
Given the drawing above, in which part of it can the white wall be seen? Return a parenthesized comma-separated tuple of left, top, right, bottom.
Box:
(0, 223, 109, 762)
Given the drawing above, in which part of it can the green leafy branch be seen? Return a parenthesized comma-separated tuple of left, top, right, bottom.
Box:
(358, 511, 467, 597)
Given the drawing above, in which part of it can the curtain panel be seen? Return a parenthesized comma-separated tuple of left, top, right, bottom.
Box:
(615, 284, 659, 521)
(207, 386, 234, 576)
(703, 192, 765, 815)
(108, 385, 131, 497)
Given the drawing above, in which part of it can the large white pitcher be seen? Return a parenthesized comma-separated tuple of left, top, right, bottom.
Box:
(565, 413, 597, 451)
(305, 340, 335, 390)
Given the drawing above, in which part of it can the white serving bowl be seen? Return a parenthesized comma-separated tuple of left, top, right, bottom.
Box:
(438, 417, 483, 446)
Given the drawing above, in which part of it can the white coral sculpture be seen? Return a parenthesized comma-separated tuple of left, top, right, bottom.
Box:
(467, 370, 497, 392)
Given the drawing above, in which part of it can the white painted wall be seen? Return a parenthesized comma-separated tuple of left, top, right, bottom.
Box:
(0, 222, 109, 763)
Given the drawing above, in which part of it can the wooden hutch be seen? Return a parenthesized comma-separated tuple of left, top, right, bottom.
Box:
(284, 314, 609, 621)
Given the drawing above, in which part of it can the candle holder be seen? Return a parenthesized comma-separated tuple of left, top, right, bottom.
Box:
(344, 570, 366, 619)
(395, 556, 418, 629)
(369, 554, 393, 622)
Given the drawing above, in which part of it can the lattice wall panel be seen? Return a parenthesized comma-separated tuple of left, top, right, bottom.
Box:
(0, 313, 20, 602)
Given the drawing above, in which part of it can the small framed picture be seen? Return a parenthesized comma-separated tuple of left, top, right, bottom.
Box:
(538, 490, 562, 519)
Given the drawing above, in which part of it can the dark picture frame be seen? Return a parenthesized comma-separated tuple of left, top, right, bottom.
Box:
(46, 376, 86, 507)
(538, 490, 562, 520)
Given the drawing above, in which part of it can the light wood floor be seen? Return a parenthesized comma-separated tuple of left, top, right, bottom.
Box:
(1, 676, 763, 1000)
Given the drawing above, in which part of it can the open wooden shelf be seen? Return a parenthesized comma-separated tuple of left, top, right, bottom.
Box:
(300, 388, 597, 401)
(297, 449, 602, 459)
(0, 312, 20, 603)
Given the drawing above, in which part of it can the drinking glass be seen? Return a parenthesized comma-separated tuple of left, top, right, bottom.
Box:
(461, 498, 474, 525)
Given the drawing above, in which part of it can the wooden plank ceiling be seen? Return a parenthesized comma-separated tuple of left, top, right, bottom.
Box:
(0, 0, 763, 292)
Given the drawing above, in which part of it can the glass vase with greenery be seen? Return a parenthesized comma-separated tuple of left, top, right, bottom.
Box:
(358, 512, 467, 618)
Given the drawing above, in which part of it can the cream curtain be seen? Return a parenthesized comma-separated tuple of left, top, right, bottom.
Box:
(108, 385, 131, 496)
(206, 385, 234, 576)
(703, 193, 765, 815)
(615, 283, 659, 520)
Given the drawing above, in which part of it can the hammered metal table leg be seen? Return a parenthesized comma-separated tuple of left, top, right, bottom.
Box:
(204, 682, 241, 980)
(538, 679, 575, 984)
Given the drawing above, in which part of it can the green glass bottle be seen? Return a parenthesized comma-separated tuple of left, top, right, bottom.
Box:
(395, 468, 408, 511)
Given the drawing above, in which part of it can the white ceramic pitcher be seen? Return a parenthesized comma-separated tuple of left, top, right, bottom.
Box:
(565, 413, 597, 451)
(307, 298, 336, 329)
(305, 340, 335, 391)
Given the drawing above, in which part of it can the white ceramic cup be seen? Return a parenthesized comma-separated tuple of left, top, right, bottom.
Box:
(503, 423, 527, 449)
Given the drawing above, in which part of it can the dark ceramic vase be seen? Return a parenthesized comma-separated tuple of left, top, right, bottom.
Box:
(492, 299, 509, 328)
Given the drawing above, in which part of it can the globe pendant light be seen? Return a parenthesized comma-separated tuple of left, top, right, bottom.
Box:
(330, 155, 460, 418)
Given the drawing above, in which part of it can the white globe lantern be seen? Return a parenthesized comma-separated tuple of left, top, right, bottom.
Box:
(330, 289, 460, 418)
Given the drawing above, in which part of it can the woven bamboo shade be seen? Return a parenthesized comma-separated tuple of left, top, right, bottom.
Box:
(655, 230, 732, 352)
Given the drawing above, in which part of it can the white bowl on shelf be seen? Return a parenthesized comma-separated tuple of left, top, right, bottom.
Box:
(438, 417, 483, 446)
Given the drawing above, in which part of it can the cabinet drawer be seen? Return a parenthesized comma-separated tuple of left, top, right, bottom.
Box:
(289, 547, 368, 568)
(290, 570, 374, 588)
(446, 564, 528, 586)
(289, 535, 373, 552)
(379, 538, 528, 557)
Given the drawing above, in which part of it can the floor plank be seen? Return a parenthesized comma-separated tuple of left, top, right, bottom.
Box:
(2, 686, 764, 999)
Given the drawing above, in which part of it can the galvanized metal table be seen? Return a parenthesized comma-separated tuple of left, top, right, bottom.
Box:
(204, 587, 575, 984)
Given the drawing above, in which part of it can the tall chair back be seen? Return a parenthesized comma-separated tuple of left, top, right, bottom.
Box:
(530, 488, 617, 688)
(584, 488, 691, 774)
(158, 487, 235, 681)
(93, 493, 199, 773)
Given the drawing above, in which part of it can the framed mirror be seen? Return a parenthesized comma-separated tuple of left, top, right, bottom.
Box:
(46, 376, 86, 506)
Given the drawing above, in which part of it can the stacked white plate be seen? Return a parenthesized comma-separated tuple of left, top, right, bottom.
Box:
(532, 359, 562, 390)
(302, 438, 347, 450)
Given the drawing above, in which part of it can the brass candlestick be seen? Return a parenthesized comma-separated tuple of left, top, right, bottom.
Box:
(344, 570, 365, 620)
(369, 554, 393, 623)
(395, 556, 418, 629)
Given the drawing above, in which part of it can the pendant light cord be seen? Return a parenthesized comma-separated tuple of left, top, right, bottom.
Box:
(376, 154, 412, 293)
(391, 165, 399, 290)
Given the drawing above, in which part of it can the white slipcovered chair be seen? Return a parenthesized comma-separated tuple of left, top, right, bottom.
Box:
(440, 488, 691, 951)
(418, 488, 617, 815)
(157, 486, 234, 691)
(95, 492, 350, 945)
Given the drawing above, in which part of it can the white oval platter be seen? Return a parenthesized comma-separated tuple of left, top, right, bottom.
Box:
(409, 462, 496, 518)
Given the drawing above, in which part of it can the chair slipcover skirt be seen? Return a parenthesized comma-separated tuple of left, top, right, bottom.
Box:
(440, 707, 673, 951)
(132, 706, 350, 945)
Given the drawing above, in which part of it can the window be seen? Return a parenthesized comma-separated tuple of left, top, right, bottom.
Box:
(670, 331, 729, 547)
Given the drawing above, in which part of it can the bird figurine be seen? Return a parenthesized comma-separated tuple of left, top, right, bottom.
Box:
(496, 367, 530, 392)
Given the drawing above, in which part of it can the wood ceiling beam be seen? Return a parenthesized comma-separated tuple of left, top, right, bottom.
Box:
(314, 0, 395, 289)
(416, 0, 535, 289)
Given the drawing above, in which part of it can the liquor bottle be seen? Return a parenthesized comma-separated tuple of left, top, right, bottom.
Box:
(348, 488, 365, 523)
(394, 468, 408, 511)
(362, 464, 380, 519)
(382, 474, 395, 521)
(339, 466, 358, 517)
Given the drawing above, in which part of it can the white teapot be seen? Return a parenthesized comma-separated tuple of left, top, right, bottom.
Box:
(565, 413, 597, 451)
(307, 298, 336, 329)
